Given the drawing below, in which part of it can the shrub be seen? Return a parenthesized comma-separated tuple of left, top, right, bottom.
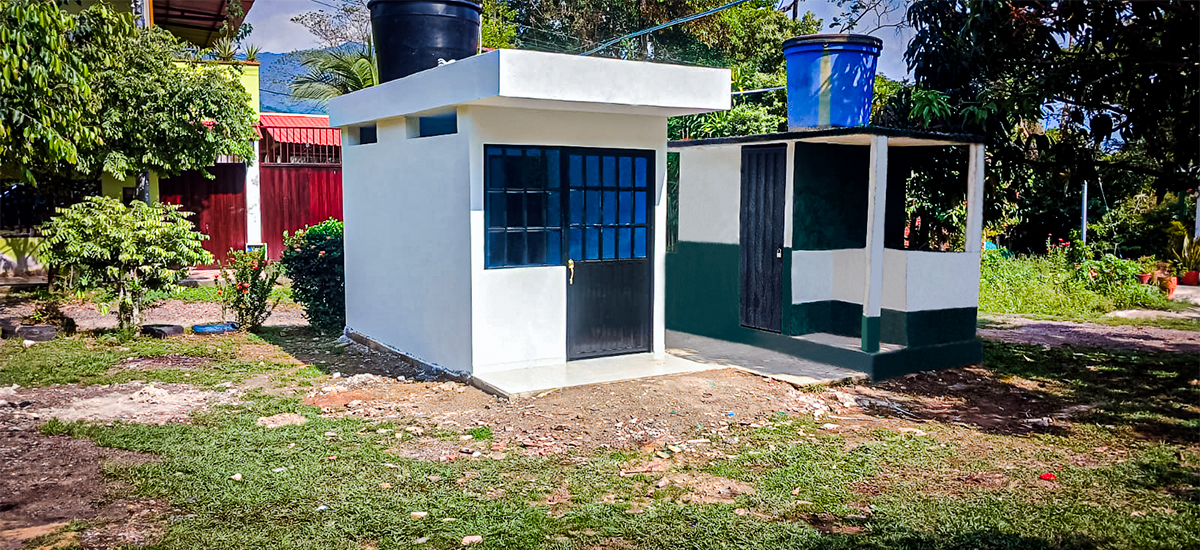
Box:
(280, 219, 344, 332)
(216, 249, 282, 332)
(980, 249, 1173, 317)
(37, 196, 211, 331)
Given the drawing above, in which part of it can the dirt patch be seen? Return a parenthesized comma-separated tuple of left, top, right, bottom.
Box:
(33, 383, 232, 425)
(77, 499, 170, 550)
(237, 344, 303, 365)
(0, 427, 156, 550)
(306, 369, 851, 454)
(0, 300, 308, 335)
(657, 472, 755, 504)
(865, 367, 1073, 435)
(979, 315, 1200, 353)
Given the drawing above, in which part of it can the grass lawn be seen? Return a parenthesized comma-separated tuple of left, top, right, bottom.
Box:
(2, 329, 1196, 550)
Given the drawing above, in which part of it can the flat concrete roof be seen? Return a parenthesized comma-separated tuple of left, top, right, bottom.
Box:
(669, 126, 985, 149)
(328, 49, 732, 127)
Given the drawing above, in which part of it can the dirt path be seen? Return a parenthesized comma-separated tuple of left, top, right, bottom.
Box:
(979, 314, 1200, 353)
(0, 299, 308, 334)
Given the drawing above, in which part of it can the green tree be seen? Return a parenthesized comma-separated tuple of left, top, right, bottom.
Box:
(89, 26, 257, 182)
(0, 1, 127, 185)
(291, 47, 378, 101)
(38, 196, 212, 332)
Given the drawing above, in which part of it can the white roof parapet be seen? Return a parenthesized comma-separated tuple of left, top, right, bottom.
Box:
(328, 49, 732, 127)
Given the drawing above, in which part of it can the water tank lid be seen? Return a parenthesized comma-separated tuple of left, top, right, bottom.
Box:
(783, 34, 883, 50)
(367, 0, 481, 9)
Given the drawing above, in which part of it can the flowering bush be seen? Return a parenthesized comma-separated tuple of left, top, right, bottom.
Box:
(217, 249, 283, 332)
(280, 219, 344, 332)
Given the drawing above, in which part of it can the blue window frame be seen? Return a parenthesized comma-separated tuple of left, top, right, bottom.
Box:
(485, 145, 652, 269)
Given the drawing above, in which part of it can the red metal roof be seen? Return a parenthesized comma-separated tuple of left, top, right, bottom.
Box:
(258, 114, 340, 147)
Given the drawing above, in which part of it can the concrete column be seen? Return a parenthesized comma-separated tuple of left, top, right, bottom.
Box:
(245, 140, 263, 248)
(782, 141, 795, 249)
(965, 143, 985, 253)
(861, 135, 888, 353)
(1194, 189, 1199, 239)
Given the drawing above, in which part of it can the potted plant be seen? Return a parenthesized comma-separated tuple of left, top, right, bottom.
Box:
(1135, 256, 1158, 284)
(1171, 230, 1199, 286)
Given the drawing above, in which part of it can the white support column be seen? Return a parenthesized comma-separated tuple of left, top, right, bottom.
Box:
(245, 140, 263, 249)
(861, 135, 888, 353)
(783, 141, 796, 249)
(965, 143, 985, 253)
(1194, 189, 1199, 239)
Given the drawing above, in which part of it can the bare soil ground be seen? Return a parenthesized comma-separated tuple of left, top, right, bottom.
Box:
(0, 299, 308, 334)
(979, 314, 1200, 353)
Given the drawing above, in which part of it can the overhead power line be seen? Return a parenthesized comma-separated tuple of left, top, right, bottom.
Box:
(580, 0, 756, 56)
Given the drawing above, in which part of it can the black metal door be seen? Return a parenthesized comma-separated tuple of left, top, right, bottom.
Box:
(565, 151, 654, 360)
(740, 144, 787, 333)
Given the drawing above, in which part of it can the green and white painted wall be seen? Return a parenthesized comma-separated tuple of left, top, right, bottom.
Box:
(667, 130, 986, 379)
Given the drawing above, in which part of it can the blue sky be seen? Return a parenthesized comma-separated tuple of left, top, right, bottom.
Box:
(243, 0, 913, 79)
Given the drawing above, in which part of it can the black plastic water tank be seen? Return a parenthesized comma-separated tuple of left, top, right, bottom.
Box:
(368, 0, 482, 83)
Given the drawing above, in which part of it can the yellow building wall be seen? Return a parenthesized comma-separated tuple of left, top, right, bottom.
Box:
(0, 236, 43, 277)
(101, 172, 161, 203)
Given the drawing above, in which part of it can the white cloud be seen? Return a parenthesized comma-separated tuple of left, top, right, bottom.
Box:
(243, 0, 320, 53)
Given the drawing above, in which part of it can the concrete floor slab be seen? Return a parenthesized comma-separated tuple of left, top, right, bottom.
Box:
(666, 330, 868, 387)
(471, 353, 722, 399)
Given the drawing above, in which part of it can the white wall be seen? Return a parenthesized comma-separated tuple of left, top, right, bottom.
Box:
(463, 105, 669, 373)
(341, 118, 474, 374)
(676, 146, 742, 245)
(887, 250, 982, 312)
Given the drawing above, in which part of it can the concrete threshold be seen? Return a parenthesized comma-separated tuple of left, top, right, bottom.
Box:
(472, 353, 721, 399)
(666, 330, 868, 388)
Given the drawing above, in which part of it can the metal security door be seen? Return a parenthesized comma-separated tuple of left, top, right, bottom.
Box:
(565, 151, 654, 360)
(159, 163, 247, 267)
(739, 144, 787, 332)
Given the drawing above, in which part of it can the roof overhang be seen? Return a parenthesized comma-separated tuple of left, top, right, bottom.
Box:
(668, 126, 985, 150)
(153, 0, 255, 48)
(328, 49, 732, 127)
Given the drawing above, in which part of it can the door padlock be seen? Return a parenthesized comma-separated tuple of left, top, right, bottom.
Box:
(568, 259, 575, 285)
(776, 247, 782, 258)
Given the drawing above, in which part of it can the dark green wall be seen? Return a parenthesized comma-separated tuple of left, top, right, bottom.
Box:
(792, 144, 870, 250)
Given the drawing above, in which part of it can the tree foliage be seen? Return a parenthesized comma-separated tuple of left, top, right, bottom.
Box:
(291, 47, 378, 101)
(1, 1, 257, 189)
(38, 196, 212, 331)
(280, 219, 345, 332)
(879, 0, 1198, 252)
(0, 1, 127, 185)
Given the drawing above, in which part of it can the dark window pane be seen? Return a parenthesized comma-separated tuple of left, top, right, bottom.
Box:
(487, 191, 506, 228)
(547, 191, 561, 228)
(585, 227, 600, 260)
(547, 150, 561, 188)
(527, 148, 541, 157)
(569, 190, 584, 225)
(487, 155, 506, 189)
(506, 193, 524, 227)
(506, 148, 523, 156)
(602, 227, 616, 259)
(586, 156, 600, 188)
(547, 229, 562, 264)
(507, 231, 526, 265)
(619, 157, 632, 188)
(569, 155, 583, 188)
(569, 227, 582, 260)
(586, 190, 601, 224)
(634, 227, 647, 258)
(603, 191, 617, 225)
(618, 227, 632, 258)
(525, 152, 545, 189)
(603, 156, 616, 187)
(635, 157, 648, 188)
(635, 191, 647, 224)
(488, 231, 507, 267)
(526, 230, 546, 265)
(619, 191, 633, 224)
(505, 156, 524, 189)
(526, 193, 545, 227)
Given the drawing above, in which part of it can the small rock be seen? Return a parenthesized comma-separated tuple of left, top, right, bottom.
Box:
(379, 483, 392, 489)
(413, 537, 429, 544)
(230, 473, 243, 481)
(897, 427, 927, 436)
(428, 475, 441, 482)
(271, 467, 287, 473)
(795, 500, 814, 505)
(410, 511, 428, 518)
(820, 423, 840, 431)
(346, 400, 364, 408)
(441, 518, 457, 523)
(734, 508, 749, 516)
(656, 478, 670, 488)
(460, 434, 474, 441)
(316, 505, 329, 512)
(462, 535, 483, 545)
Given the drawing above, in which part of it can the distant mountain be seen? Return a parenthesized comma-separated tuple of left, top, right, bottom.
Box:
(257, 49, 326, 115)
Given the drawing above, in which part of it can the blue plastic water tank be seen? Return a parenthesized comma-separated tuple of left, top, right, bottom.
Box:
(784, 34, 883, 129)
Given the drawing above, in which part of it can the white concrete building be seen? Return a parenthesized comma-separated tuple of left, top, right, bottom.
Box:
(328, 49, 729, 393)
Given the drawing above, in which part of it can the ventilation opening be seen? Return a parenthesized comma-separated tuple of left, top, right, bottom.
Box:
(406, 111, 457, 138)
(357, 124, 378, 144)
